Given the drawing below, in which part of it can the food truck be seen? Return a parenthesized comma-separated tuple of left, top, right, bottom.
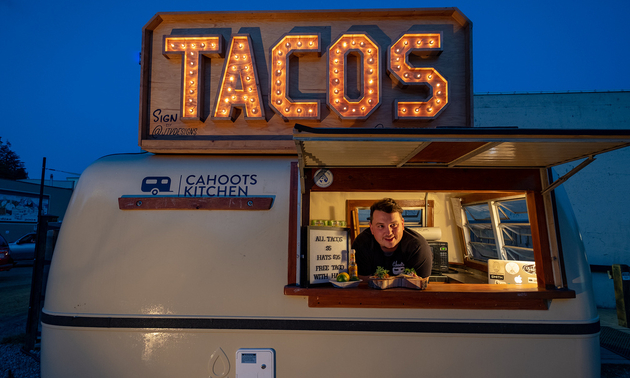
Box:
(41, 8, 630, 378)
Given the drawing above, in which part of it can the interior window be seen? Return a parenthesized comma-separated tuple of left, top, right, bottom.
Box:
(347, 200, 434, 242)
(462, 197, 534, 263)
(356, 208, 424, 230)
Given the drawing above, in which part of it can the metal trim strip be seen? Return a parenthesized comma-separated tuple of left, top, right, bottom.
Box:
(41, 313, 600, 336)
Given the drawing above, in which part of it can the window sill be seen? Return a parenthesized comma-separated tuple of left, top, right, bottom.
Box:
(284, 282, 575, 310)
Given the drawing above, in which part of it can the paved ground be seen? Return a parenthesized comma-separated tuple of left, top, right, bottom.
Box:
(0, 266, 32, 319)
(599, 307, 630, 376)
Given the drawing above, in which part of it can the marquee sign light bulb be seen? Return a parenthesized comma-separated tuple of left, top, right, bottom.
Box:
(387, 32, 448, 120)
(163, 35, 225, 123)
(327, 33, 381, 120)
(213, 35, 266, 121)
(269, 33, 322, 121)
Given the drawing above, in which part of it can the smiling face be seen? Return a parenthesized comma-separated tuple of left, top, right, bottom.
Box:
(369, 210, 405, 253)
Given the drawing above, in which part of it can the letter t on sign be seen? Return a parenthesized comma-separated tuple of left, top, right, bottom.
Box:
(163, 35, 225, 123)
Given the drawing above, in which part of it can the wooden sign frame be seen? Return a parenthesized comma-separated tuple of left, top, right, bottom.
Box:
(139, 8, 473, 154)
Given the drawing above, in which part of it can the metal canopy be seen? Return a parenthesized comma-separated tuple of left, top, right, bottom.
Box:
(293, 125, 630, 169)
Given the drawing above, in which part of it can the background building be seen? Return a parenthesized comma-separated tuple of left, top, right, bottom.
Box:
(0, 178, 74, 242)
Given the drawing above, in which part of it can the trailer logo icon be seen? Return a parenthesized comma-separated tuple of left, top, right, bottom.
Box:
(141, 176, 172, 195)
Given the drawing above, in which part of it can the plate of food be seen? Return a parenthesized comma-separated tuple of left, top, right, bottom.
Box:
(329, 273, 362, 288)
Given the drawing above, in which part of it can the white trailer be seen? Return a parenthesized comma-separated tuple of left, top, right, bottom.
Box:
(41, 127, 630, 377)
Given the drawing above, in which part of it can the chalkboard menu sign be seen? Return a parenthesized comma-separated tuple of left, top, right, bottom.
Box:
(308, 227, 349, 285)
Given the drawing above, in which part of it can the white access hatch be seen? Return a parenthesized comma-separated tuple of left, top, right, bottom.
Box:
(236, 349, 275, 378)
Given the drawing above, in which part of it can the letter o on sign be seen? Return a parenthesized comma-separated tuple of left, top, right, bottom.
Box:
(327, 33, 381, 119)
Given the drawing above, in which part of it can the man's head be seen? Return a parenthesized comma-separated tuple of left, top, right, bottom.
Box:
(369, 198, 404, 253)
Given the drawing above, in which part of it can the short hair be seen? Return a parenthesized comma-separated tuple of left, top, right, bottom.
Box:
(370, 198, 403, 221)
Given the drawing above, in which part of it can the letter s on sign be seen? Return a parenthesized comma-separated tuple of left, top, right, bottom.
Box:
(387, 32, 448, 120)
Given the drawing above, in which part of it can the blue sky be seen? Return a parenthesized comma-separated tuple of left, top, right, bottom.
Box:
(1, 0, 629, 179)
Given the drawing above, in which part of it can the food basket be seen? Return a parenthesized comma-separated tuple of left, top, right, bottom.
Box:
(368, 277, 396, 290)
(399, 274, 429, 290)
(368, 275, 428, 290)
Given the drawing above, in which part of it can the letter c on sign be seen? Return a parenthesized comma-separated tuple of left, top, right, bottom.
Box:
(269, 33, 322, 120)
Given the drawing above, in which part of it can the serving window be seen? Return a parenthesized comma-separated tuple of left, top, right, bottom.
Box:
(284, 165, 575, 310)
(283, 126, 630, 309)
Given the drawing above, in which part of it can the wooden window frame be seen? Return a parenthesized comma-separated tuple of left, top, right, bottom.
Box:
(284, 166, 575, 310)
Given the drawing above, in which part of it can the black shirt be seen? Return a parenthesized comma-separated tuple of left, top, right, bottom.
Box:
(351, 227, 433, 278)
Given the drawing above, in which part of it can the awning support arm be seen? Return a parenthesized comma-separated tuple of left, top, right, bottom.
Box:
(295, 141, 307, 194)
(447, 142, 502, 167)
(541, 156, 596, 195)
(396, 142, 431, 167)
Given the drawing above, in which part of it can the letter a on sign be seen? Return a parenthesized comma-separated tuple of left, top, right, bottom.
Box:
(213, 35, 266, 121)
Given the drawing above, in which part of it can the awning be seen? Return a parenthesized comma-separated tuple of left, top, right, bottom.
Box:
(293, 124, 630, 169)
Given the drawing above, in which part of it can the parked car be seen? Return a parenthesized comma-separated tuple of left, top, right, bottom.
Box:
(9, 232, 36, 264)
(0, 235, 14, 271)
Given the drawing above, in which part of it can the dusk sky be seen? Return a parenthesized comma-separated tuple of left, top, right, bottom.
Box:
(2, 0, 629, 180)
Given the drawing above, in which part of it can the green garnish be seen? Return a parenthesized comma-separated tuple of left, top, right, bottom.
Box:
(374, 266, 390, 279)
(403, 268, 417, 276)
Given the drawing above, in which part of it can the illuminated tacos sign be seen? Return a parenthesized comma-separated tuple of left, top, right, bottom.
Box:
(140, 9, 472, 153)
